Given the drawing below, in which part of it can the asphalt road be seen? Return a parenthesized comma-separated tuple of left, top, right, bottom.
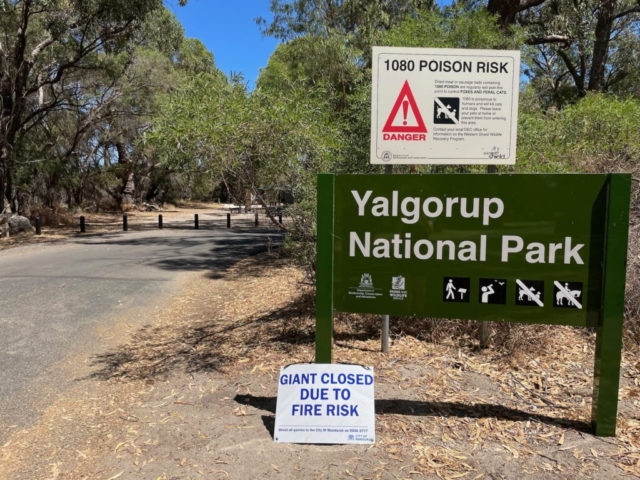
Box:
(0, 227, 280, 440)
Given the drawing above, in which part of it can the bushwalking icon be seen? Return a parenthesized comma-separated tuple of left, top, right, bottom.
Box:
(443, 277, 470, 303)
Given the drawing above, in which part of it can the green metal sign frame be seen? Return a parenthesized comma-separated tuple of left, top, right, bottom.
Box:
(315, 173, 631, 437)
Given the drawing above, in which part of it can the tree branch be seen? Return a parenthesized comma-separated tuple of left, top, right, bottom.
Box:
(557, 49, 585, 95)
(30, 36, 54, 60)
(526, 35, 571, 46)
(614, 6, 640, 20)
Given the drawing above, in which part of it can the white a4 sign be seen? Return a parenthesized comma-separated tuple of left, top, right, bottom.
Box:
(274, 363, 375, 444)
(371, 46, 521, 165)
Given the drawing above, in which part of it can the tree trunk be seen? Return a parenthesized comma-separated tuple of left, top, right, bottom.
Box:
(245, 188, 252, 213)
(588, 0, 616, 92)
(122, 171, 135, 205)
(5, 165, 16, 213)
(116, 143, 135, 206)
(0, 112, 19, 213)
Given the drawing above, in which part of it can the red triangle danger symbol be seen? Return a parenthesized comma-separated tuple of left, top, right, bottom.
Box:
(382, 81, 427, 133)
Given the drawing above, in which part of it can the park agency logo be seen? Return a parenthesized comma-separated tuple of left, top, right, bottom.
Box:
(360, 273, 373, 288)
(349, 273, 383, 300)
(390, 275, 407, 300)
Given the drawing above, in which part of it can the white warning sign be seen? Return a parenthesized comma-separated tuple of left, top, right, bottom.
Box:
(274, 363, 375, 444)
(371, 47, 520, 165)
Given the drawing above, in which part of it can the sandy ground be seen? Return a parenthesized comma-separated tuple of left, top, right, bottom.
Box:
(0, 253, 639, 480)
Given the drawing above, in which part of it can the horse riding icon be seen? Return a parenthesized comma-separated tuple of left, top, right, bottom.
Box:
(553, 281, 583, 309)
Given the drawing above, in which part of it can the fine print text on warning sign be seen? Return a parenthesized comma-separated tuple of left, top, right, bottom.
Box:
(371, 47, 521, 165)
(274, 364, 375, 445)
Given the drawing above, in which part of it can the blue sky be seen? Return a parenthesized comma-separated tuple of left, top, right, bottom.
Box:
(169, 1, 457, 88)
(169, 0, 279, 89)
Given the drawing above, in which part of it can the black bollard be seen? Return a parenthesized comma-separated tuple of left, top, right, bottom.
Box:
(195, 214, 199, 229)
(279, 213, 282, 225)
(123, 214, 128, 231)
(80, 216, 86, 233)
(35, 218, 41, 235)
(255, 212, 259, 227)
(158, 214, 163, 229)
(227, 213, 230, 229)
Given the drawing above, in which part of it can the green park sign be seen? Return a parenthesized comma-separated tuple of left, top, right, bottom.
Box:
(315, 173, 631, 436)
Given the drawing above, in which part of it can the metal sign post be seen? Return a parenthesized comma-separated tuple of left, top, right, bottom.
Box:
(382, 164, 392, 353)
(315, 173, 631, 436)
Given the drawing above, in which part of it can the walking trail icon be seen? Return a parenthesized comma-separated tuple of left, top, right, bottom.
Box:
(382, 81, 427, 133)
(443, 277, 469, 302)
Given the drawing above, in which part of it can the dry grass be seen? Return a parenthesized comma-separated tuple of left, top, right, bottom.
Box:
(2, 252, 637, 479)
(20, 204, 76, 227)
(626, 224, 640, 347)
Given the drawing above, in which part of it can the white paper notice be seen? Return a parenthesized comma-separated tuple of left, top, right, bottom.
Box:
(274, 363, 375, 444)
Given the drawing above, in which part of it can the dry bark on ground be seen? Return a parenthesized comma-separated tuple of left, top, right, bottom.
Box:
(1, 253, 639, 479)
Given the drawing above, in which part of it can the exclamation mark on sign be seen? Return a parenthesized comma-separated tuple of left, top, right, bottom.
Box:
(402, 100, 408, 125)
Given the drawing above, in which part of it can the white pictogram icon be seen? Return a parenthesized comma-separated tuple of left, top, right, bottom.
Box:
(516, 279, 544, 307)
(434, 97, 459, 124)
(481, 284, 495, 303)
(554, 281, 582, 309)
(445, 279, 456, 299)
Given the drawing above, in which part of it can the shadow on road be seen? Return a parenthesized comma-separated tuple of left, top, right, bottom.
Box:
(73, 229, 283, 279)
(234, 394, 592, 435)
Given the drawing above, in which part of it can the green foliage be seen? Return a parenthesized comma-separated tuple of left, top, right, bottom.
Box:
(259, 0, 435, 41)
(381, 8, 525, 50)
(515, 94, 640, 173)
(148, 72, 341, 199)
(177, 38, 224, 77)
(138, 7, 185, 59)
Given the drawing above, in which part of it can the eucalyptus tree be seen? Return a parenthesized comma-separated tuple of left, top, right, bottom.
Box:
(519, 0, 640, 102)
(0, 0, 169, 212)
(258, 0, 436, 57)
